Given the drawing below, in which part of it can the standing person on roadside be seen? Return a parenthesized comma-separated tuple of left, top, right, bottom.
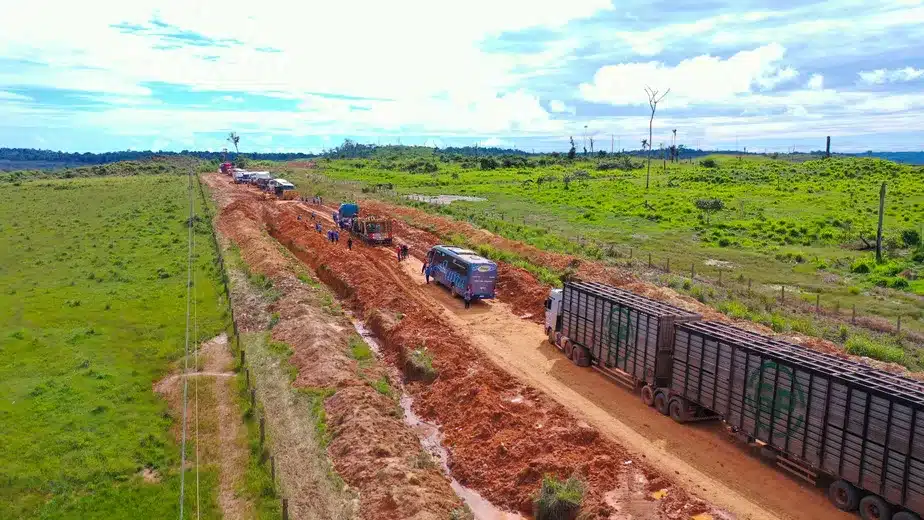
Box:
(395, 245, 402, 262)
(347, 237, 353, 250)
(401, 244, 408, 260)
(464, 285, 473, 309)
(424, 263, 430, 284)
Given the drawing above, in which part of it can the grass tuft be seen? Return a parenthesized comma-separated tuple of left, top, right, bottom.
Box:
(533, 474, 584, 520)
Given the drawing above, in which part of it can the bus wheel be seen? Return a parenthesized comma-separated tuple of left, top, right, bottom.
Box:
(654, 391, 670, 415)
(859, 495, 892, 520)
(640, 385, 655, 407)
(563, 339, 573, 358)
(828, 479, 860, 511)
(669, 398, 689, 423)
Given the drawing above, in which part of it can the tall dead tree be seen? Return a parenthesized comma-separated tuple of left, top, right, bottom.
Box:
(826, 136, 831, 159)
(876, 182, 887, 263)
(589, 137, 594, 154)
(227, 132, 240, 154)
(644, 86, 670, 190)
(671, 129, 678, 162)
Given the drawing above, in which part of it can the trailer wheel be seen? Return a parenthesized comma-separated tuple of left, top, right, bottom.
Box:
(640, 385, 655, 407)
(859, 495, 892, 520)
(572, 346, 590, 367)
(654, 391, 670, 415)
(828, 479, 860, 511)
(563, 339, 573, 358)
(668, 398, 688, 423)
(893, 511, 921, 520)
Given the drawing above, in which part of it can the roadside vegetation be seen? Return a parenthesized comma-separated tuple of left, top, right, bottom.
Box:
(0, 174, 226, 518)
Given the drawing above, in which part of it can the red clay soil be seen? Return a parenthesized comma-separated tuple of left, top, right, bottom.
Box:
(205, 177, 716, 518)
(205, 175, 462, 519)
(357, 199, 918, 374)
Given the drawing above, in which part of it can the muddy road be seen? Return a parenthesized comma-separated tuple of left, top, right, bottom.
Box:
(209, 174, 851, 520)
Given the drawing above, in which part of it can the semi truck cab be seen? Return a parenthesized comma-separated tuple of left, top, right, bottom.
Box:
(544, 288, 563, 343)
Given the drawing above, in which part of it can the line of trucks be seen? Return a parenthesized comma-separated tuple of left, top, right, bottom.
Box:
(545, 281, 924, 520)
(220, 162, 298, 199)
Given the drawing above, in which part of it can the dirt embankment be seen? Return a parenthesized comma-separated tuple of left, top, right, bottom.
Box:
(235, 183, 716, 518)
(358, 200, 916, 374)
(205, 175, 462, 519)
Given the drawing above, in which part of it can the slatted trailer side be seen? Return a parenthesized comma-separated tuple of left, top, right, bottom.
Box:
(558, 281, 700, 387)
(672, 321, 924, 517)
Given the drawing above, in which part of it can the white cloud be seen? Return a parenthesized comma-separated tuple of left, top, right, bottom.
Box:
(0, 91, 32, 101)
(858, 67, 924, 85)
(807, 74, 824, 90)
(548, 99, 575, 114)
(579, 43, 799, 108)
(217, 95, 244, 103)
(481, 137, 512, 147)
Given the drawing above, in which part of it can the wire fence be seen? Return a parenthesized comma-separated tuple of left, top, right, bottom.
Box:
(195, 173, 289, 519)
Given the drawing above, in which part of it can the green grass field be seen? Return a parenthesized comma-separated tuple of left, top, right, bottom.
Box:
(277, 153, 923, 337)
(0, 173, 227, 518)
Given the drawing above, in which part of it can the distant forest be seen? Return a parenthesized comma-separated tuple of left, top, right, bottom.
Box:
(1, 143, 922, 171)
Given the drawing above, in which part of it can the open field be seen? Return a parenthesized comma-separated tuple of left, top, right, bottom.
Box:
(0, 173, 227, 518)
(266, 152, 923, 353)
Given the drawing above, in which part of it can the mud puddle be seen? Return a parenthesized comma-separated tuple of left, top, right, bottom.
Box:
(346, 314, 522, 520)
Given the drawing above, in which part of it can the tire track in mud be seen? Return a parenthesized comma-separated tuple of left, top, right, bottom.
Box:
(216, 182, 717, 518)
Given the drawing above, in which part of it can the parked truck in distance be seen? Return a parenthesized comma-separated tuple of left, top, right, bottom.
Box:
(426, 245, 498, 300)
(220, 162, 233, 175)
(545, 281, 924, 520)
(350, 216, 393, 245)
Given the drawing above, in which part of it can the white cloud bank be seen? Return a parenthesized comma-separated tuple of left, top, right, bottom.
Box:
(858, 67, 924, 85)
(579, 43, 798, 108)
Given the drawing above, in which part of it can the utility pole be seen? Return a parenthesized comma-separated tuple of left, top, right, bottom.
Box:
(876, 182, 886, 263)
(611, 134, 614, 153)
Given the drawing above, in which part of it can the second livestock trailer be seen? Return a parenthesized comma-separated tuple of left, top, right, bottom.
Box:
(671, 320, 924, 518)
(547, 281, 700, 389)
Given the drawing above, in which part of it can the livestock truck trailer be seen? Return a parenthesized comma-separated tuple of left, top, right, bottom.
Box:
(545, 281, 924, 520)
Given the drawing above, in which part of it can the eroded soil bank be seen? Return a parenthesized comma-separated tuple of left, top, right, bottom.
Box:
(205, 174, 462, 519)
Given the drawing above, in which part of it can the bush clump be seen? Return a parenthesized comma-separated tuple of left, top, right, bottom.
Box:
(845, 335, 905, 364)
(534, 474, 584, 520)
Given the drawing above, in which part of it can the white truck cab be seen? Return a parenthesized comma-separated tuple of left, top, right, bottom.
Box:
(544, 288, 563, 344)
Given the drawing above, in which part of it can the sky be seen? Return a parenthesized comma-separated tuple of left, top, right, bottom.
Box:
(1, 0, 923, 153)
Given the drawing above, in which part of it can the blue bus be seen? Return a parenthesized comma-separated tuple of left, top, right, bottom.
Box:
(425, 245, 498, 300)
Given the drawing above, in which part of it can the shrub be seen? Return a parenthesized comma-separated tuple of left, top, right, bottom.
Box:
(901, 228, 921, 247)
(349, 335, 373, 361)
(701, 158, 719, 168)
(370, 375, 393, 397)
(718, 300, 749, 319)
(534, 475, 584, 520)
(845, 335, 905, 364)
(851, 258, 872, 274)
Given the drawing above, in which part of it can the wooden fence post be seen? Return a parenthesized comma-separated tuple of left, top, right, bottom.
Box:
(282, 499, 289, 520)
(780, 285, 785, 305)
(240, 349, 246, 367)
(271, 456, 275, 482)
(852, 304, 856, 324)
(648, 252, 652, 268)
(245, 368, 250, 388)
(691, 263, 695, 279)
(815, 294, 820, 314)
(629, 248, 633, 259)
(260, 417, 266, 446)
(250, 389, 256, 410)
(898, 315, 902, 333)
(748, 278, 752, 295)
(718, 269, 722, 286)
(666, 258, 670, 273)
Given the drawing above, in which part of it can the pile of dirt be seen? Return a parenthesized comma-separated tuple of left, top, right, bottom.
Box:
(256, 194, 713, 518)
(204, 174, 462, 519)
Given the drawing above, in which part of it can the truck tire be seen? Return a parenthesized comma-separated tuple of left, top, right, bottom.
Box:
(893, 512, 921, 520)
(546, 327, 557, 346)
(572, 346, 590, 367)
(828, 479, 860, 511)
(654, 391, 670, 415)
(563, 339, 573, 358)
(640, 385, 655, 407)
(668, 398, 688, 423)
(859, 495, 892, 520)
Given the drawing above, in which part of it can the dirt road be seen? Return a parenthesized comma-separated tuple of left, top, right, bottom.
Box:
(212, 175, 852, 519)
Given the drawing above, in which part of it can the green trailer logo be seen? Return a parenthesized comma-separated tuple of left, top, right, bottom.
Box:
(744, 361, 807, 438)
(606, 306, 634, 364)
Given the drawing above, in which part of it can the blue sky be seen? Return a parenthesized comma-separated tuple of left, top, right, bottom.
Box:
(1, 0, 923, 153)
